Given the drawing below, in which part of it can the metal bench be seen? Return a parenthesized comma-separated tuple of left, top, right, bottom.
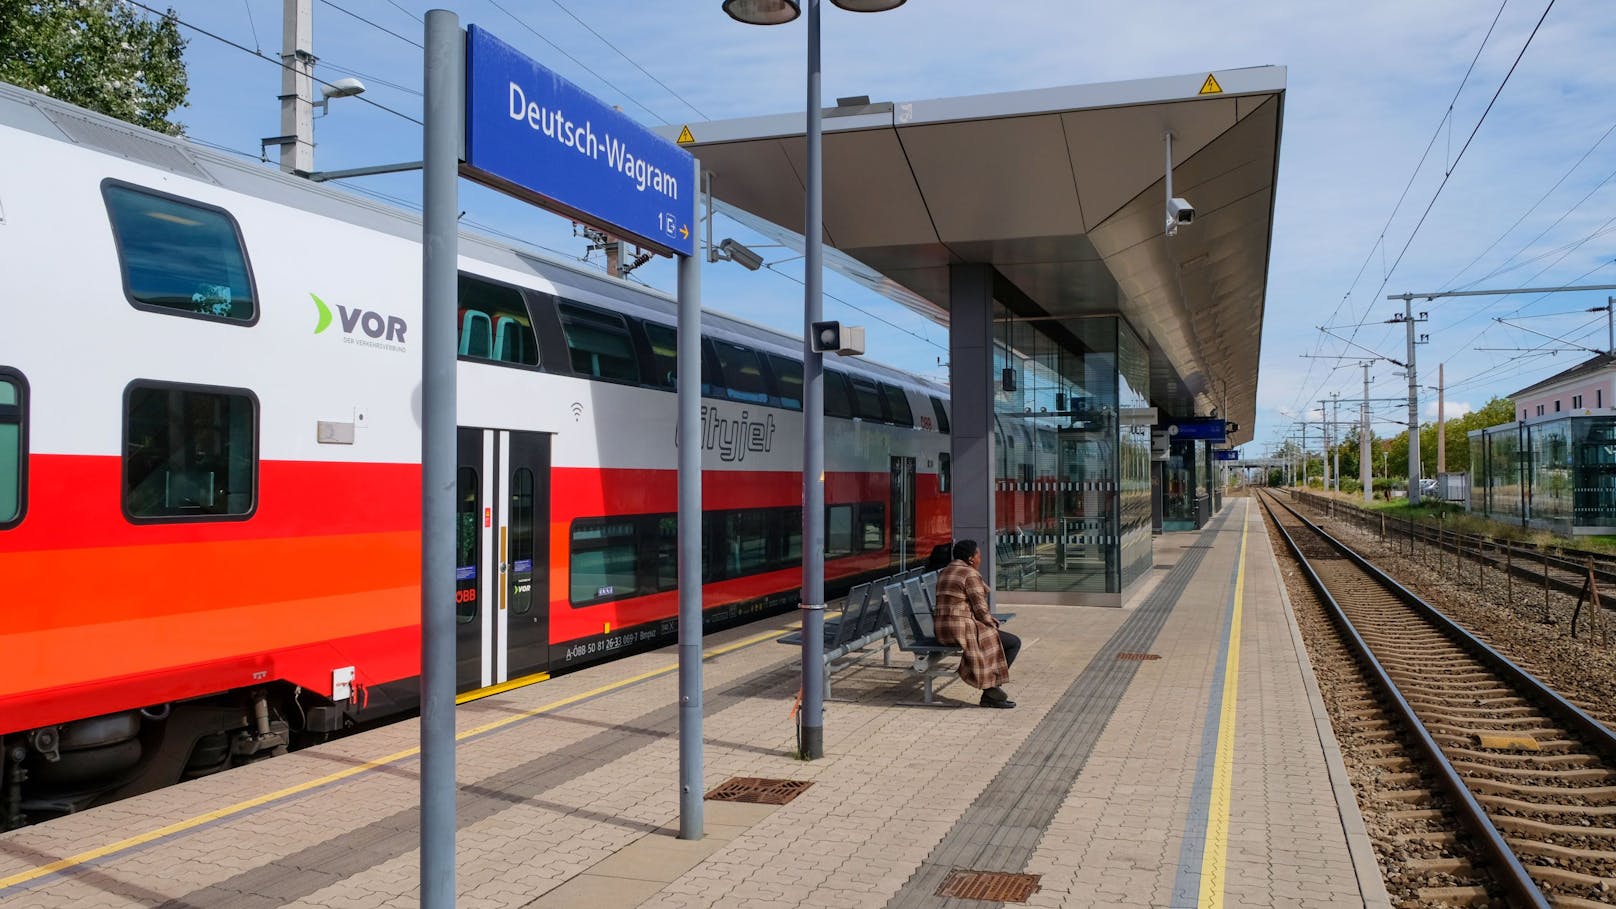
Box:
(777, 581, 895, 698)
(882, 579, 962, 705)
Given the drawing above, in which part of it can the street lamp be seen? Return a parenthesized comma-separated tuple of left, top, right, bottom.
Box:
(724, 0, 904, 760)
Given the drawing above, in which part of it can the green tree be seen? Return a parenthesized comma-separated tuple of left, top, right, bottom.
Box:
(0, 0, 188, 135)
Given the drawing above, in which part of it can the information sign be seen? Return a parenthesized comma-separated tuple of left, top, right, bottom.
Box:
(464, 25, 695, 256)
(1159, 418, 1230, 443)
(1213, 449, 1241, 461)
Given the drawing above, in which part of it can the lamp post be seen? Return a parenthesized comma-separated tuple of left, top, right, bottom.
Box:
(724, 0, 904, 760)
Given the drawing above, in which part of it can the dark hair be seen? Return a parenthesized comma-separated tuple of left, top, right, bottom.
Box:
(951, 539, 979, 563)
(925, 542, 954, 571)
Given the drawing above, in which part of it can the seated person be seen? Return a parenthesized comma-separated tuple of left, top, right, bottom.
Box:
(933, 539, 1022, 709)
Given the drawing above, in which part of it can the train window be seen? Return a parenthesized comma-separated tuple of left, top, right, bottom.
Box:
(767, 354, 803, 411)
(826, 504, 854, 557)
(508, 468, 535, 615)
(857, 503, 885, 551)
(850, 377, 886, 422)
(655, 516, 680, 590)
(458, 275, 538, 366)
(0, 370, 25, 528)
(779, 506, 803, 569)
(123, 382, 256, 521)
(880, 384, 914, 427)
(938, 452, 951, 494)
(824, 371, 854, 419)
(456, 466, 479, 624)
(102, 182, 257, 324)
(713, 341, 769, 405)
(559, 303, 640, 383)
(570, 518, 643, 604)
(930, 396, 951, 434)
(722, 510, 771, 577)
(643, 322, 678, 389)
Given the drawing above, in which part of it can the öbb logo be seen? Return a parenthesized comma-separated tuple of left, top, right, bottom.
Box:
(312, 293, 408, 351)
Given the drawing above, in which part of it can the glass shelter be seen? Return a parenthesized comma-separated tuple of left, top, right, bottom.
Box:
(1469, 415, 1616, 535)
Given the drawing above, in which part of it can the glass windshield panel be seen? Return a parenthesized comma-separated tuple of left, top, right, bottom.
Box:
(103, 184, 255, 321)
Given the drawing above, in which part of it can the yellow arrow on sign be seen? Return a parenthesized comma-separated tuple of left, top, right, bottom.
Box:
(679, 224, 689, 239)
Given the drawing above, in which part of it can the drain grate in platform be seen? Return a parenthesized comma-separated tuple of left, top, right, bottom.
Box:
(1117, 652, 1161, 661)
(704, 776, 813, 805)
(936, 870, 1041, 902)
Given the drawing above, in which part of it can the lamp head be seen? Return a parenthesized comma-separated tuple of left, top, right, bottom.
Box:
(320, 77, 366, 100)
(831, 0, 906, 9)
(723, 0, 800, 24)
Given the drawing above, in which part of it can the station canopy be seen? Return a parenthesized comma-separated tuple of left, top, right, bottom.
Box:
(658, 67, 1285, 446)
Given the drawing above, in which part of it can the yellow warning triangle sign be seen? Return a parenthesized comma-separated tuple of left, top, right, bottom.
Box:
(1198, 73, 1223, 95)
(676, 125, 695, 145)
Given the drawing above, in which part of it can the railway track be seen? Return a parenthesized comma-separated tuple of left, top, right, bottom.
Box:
(1291, 490, 1616, 608)
(1258, 490, 1616, 907)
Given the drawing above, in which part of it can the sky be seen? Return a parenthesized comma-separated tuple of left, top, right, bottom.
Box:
(144, 0, 1616, 454)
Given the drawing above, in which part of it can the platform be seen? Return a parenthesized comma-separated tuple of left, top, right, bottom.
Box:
(0, 498, 1389, 908)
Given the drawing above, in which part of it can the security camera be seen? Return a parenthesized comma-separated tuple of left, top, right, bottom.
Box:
(1167, 197, 1194, 226)
(716, 238, 764, 271)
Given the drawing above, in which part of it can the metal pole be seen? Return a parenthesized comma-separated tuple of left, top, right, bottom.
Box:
(1318, 404, 1330, 493)
(1331, 393, 1341, 492)
(1361, 363, 1372, 504)
(1437, 362, 1446, 475)
(799, 0, 826, 761)
(1608, 297, 1614, 355)
(419, 10, 460, 907)
(677, 155, 705, 838)
(279, 0, 314, 174)
(1405, 297, 1422, 505)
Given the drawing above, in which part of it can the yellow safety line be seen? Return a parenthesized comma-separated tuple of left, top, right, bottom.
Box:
(1198, 500, 1249, 909)
(0, 625, 789, 892)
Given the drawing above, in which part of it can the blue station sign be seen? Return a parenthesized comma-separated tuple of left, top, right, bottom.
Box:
(1213, 449, 1241, 461)
(464, 25, 695, 257)
(1159, 418, 1232, 443)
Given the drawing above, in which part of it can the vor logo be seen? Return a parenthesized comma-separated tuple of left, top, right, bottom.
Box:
(312, 293, 408, 353)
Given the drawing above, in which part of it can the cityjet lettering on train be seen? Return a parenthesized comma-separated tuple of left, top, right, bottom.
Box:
(673, 405, 777, 463)
(311, 293, 408, 353)
(508, 83, 681, 202)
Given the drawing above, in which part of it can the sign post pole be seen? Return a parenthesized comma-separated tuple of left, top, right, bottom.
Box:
(676, 154, 703, 839)
(419, 9, 461, 907)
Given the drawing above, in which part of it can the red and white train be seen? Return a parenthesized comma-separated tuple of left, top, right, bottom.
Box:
(0, 82, 952, 826)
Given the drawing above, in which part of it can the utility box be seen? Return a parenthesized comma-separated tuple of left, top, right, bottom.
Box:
(1437, 471, 1468, 505)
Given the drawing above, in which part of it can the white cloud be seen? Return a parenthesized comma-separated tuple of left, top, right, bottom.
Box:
(1426, 400, 1473, 419)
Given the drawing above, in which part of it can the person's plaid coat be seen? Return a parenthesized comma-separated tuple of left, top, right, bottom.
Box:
(932, 560, 1009, 690)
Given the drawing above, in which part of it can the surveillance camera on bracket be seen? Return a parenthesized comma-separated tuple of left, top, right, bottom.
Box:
(1165, 197, 1194, 235)
(714, 237, 764, 271)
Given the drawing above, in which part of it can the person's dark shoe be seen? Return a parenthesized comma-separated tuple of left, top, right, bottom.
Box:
(979, 692, 1016, 709)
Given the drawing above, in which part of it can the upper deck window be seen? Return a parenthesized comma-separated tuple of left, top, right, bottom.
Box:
(767, 354, 803, 411)
(0, 370, 25, 527)
(458, 275, 538, 366)
(713, 341, 769, 404)
(559, 303, 640, 383)
(880, 383, 914, 427)
(102, 182, 257, 323)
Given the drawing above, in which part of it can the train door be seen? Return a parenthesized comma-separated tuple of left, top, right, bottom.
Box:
(890, 456, 916, 571)
(455, 427, 552, 692)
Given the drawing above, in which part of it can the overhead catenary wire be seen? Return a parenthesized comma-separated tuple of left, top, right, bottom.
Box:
(1285, 0, 1512, 419)
(318, 0, 424, 49)
(483, 0, 671, 125)
(1282, 0, 1561, 451)
(119, 0, 424, 126)
(543, 0, 710, 121)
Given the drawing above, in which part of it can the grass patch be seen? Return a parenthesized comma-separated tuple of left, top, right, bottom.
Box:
(1296, 488, 1616, 556)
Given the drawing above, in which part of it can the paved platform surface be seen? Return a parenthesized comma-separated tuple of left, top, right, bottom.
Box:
(0, 498, 1390, 908)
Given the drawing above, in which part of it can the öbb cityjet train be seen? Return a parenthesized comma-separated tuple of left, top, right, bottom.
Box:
(0, 82, 952, 826)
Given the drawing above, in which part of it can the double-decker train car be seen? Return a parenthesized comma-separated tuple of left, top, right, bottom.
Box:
(0, 82, 951, 826)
